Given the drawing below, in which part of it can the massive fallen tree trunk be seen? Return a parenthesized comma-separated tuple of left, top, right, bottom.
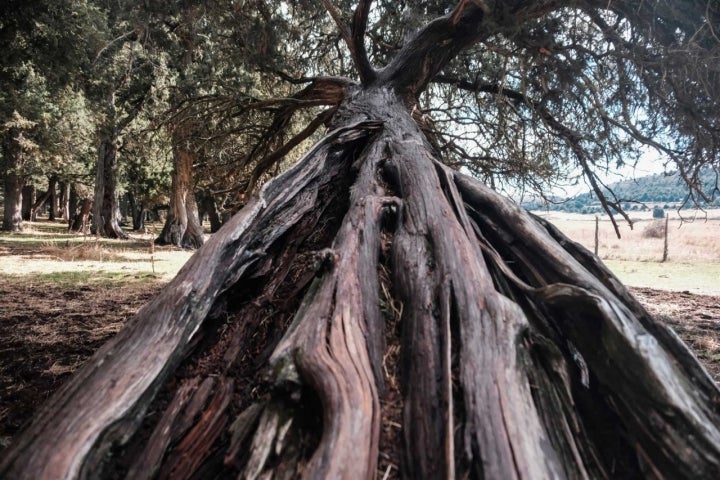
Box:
(4, 1, 720, 478)
(3, 85, 720, 480)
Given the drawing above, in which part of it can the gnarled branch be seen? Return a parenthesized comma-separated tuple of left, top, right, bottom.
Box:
(351, 0, 375, 84)
(321, 0, 376, 84)
(432, 74, 634, 236)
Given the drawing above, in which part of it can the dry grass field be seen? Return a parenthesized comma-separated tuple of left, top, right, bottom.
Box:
(0, 221, 193, 281)
(535, 209, 720, 295)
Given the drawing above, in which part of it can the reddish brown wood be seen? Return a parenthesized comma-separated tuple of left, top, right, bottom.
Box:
(4, 3, 720, 479)
(93, 136, 128, 239)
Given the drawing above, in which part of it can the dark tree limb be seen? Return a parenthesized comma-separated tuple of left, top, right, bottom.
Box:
(244, 108, 336, 195)
(379, 1, 488, 96)
(350, 0, 376, 84)
(320, 1, 376, 84)
(236, 77, 350, 185)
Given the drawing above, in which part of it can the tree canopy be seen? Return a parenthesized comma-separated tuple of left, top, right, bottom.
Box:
(220, 0, 720, 232)
(3, 0, 719, 234)
(140, 0, 720, 235)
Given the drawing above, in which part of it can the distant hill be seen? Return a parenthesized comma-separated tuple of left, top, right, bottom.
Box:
(523, 169, 719, 214)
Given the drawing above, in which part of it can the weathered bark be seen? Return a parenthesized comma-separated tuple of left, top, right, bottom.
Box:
(134, 207, 146, 232)
(93, 135, 128, 239)
(60, 181, 71, 221)
(126, 192, 143, 231)
(48, 176, 59, 221)
(155, 126, 204, 248)
(67, 186, 79, 230)
(4, 86, 720, 480)
(2, 128, 25, 232)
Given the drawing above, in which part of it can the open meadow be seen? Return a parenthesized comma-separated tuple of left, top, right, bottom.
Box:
(535, 209, 720, 295)
(1, 213, 719, 454)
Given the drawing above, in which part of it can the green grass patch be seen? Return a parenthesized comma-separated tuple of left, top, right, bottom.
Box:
(0, 270, 162, 288)
(0, 232, 151, 252)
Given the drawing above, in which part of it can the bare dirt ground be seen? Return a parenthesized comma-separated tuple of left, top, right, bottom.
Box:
(0, 279, 163, 449)
(633, 287, 720, 380)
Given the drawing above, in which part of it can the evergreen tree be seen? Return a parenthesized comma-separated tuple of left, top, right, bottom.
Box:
(0, 0, 104, 231)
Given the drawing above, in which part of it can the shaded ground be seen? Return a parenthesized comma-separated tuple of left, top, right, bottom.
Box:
(0, 279, 163, 450)
(0, 280, 718, 456)
(633, 287, 720, 380)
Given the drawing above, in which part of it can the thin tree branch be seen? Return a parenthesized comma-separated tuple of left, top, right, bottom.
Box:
(431, 75, 634, 236)
(244, 108, 336, 195)
(351, 0, 376, 84)
(116, 85, 152, 133)
(269, 69, 316, 84)
(321, 0, 376, 84)
(93, 30, 140, 64)
(320, 0, 352, 45)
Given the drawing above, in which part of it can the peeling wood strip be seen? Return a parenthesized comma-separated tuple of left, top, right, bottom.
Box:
(242, 405, 282, 480)
(159, 377, 234, 480)
(440, 279, 455, 480)
(224, 403, 264, 469)
(124, 378, 201, 480)
(269, 137, 385, 479)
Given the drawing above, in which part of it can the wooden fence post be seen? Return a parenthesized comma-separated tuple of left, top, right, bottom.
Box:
(594, 215, 599, 256)
(662, 213, 669, 262)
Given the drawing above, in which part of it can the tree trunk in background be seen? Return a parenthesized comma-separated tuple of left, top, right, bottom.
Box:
(128, 192, 146, 231)
(67, 186, 78, 230)
(92, 135, 128, 239)
(155, 126, 204, 248)
(2, 128, 24, 232)
(69, 197, 92, 234)
(48, 176, 59, 221)
(4, 88, 720, 479)
(134, 208, 146, 232)
(30, 184, 52, 222)
(21, 185, 36, 221)
(197, 190, 222, 233)
(60, 181, 70, 221)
